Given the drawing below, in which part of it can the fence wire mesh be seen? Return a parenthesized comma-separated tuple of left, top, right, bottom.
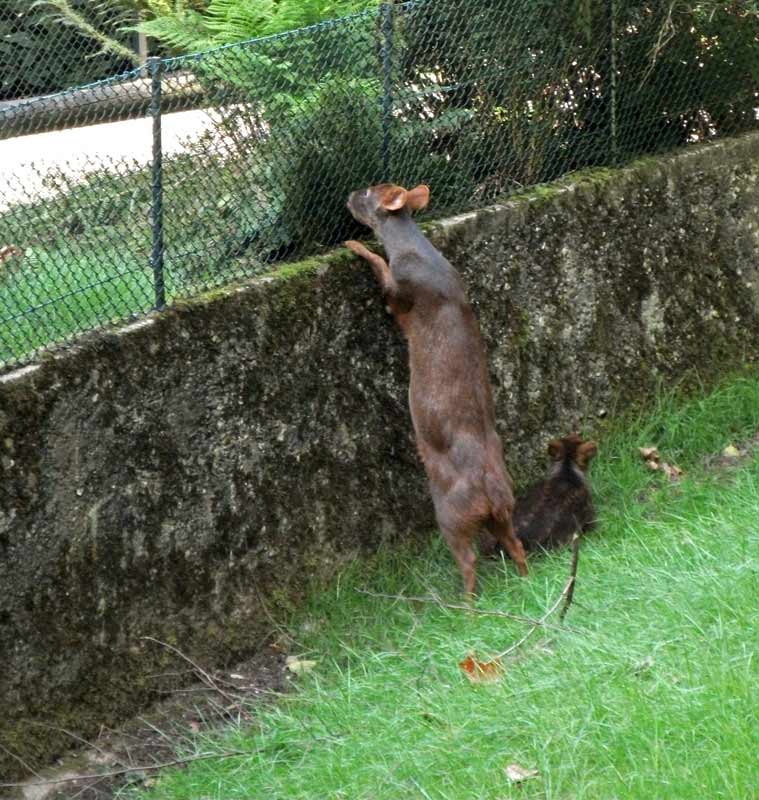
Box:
(1, 1, 143, 102)
(1, 0, 757, 368)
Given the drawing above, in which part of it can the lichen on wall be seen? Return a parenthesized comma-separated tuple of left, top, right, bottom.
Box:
(2, 133, 759, 780)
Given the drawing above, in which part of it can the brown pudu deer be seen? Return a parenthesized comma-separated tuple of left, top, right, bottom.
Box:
(345, 183, 527, 596)
(513, 434, 597, 552)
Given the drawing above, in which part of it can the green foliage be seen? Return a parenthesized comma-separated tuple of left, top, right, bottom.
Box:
(384, 0, 759, 213)
(389, 0, 619, 209)
(33, 0, 142, 62)
(155, 9, 382, 262)
(613, 0, 759, 156)
(274, 77, 384, 247)
(0, 0, 139, 99)
(138, 0, 379, 51)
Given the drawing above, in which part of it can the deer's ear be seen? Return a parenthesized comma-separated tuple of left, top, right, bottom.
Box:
(547, 439, 565, 461)
(577, 441, 598, 466)
(405, 184, 430, 212)
(380, 185, 408, 211)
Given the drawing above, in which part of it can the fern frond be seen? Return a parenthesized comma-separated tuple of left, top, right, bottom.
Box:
(32, 0, 140, 63)
(264, 0, 368, 35)
(138, 0, 378, 53)
(138, 9, 214, 52)
(204, 0, 275, 43)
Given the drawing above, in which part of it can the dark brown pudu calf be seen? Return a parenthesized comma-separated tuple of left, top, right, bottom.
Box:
(345, 182, 527, 595)
(513, 434, 597, 552)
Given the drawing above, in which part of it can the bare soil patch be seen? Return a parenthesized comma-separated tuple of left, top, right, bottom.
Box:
(10, 644, 291, 800)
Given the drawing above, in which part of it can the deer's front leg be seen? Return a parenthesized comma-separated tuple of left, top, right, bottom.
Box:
(344, 240, 413, 317)
(344, 240, 396, 292)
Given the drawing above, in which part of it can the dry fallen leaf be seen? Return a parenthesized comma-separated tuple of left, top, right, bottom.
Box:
(639, 446, 683, 482)
(459, 654, 503, 684)
(504, 763, 540, 783)
(285, 656, 317, 675)
(722, 444, 741, 459)
(661, 462, 683, 481)
(639, 446, 660, 464)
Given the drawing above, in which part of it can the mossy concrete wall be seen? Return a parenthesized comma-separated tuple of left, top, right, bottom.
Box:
(2, 133, 759, 779)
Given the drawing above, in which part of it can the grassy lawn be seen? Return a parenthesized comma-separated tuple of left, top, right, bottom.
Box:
(0, 158, 280, 366)
(127, 376, 759, 799)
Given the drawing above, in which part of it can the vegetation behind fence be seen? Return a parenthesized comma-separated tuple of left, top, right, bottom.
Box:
(0, 0, 758, 368)
(0, 0, 144, 100)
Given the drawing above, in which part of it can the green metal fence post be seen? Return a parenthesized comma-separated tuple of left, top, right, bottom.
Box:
(148, 56, 166, 310)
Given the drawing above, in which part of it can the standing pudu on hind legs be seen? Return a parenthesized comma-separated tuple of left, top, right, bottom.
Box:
(344, 182, 528, 596)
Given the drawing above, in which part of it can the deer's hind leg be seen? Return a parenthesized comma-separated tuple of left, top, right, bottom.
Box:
(441, 522, 479, 597)
(486, 517, 528, 576)
(433, 489, 490, 597)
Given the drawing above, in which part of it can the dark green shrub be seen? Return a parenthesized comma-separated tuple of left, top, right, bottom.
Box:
(613, 1, 759, 158)
(389, 0, 759, 212)
(160, 10, 384, 264)
(0, 0, 138, 100)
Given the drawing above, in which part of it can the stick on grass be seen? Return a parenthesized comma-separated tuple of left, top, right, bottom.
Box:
(355, 588, 577, 633)
(493, 534, 582, 660)
(559, 533, 582, 622)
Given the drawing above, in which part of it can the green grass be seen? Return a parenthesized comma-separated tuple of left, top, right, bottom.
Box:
(0, 157, 284, 365)
(127, 375, 759, 800)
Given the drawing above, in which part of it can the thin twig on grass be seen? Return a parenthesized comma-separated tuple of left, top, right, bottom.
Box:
(156, 685, 287, 700)
(355, 588, 577, 633)
(70, 776, 106, 800)
(0, 750, 249, 789)
(493, 534, 582, 660)
(137, 716, 183, 751)
(144, 668, 197, 681)
(559, 533, 582, 622)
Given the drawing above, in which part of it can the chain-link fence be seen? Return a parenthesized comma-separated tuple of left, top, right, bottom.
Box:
(1, 1, 146, 102)
(1, 0, 757, 369)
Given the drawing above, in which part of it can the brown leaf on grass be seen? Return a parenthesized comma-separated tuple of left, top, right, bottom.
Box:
(504, 763, 540, 783)
(639, 446, 683, 482)
(639, 446, 660, 464)
(661, 462, 683, 481)
(459, 654, 503, 684)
